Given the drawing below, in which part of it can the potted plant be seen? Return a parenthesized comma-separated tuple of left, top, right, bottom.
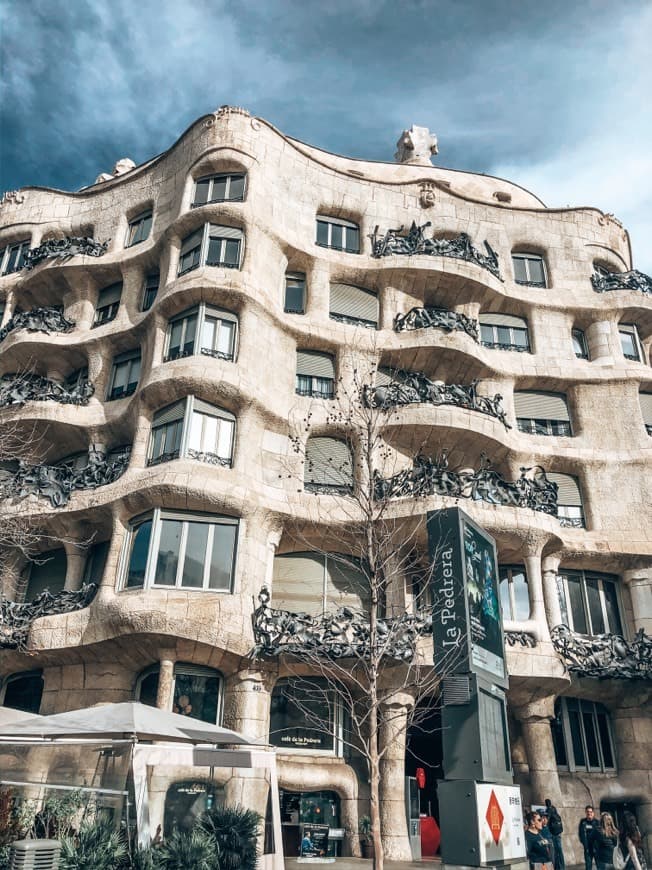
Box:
(359, 816, 374, 859)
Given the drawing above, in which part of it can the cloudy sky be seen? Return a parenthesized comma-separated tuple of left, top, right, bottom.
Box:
(2, 0, 650, 270)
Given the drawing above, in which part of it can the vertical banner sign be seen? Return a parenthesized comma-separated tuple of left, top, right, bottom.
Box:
(428, 508, 469, 674)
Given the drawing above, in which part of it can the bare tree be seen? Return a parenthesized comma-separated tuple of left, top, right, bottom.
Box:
(253, 350, 467, 870)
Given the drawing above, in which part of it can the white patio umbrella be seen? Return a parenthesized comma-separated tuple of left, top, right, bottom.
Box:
(0, 708, 42, 727)
(0, 701, 252, 744)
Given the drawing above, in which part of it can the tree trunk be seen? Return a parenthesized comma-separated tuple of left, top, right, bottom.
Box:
(369, 707, 384, 870)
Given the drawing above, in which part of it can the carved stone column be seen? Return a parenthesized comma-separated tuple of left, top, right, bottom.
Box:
(379, 692, 413, 860)
(542, 554, 563, 630)
(622, 567, 652, 634)
(63, 543, 86, 592)
(586, 320, 616, 364)
(513, 696, 562, 806)
(155, 655, 176, 712)
(523, 542, 548, 641)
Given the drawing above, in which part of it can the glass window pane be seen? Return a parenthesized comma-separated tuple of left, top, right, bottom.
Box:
(568, 708, 586, 767)
(330, 224, 343, 250)
(182, 522, 209, 588)
(216, 320, 235, 356)
(316, 221, 329, 246)
(596, 712, 614, 767)
(511, 569, 530, 620)
(528, 258, 545, 284)
(229, 175, 245, 200)
(513, 329, 529, 348)
(202, 415, 218, 452)
(217, 419, 233, 459)
(582, 704, 601, 767)
(586, 576, 605, 634)
(208, 523, 236, 591)
(499, 570, 512, 620)
(174, 672, 219, 723)
(566, 574, 588, 633)
(183, 314, 197, 354)
(127, 358, 141, 390)
(155, 520, 182, 586)
(513, 257, 528, 282)
(269, 681, 334, 751)
(207, 237, 223, 264)
(550, 702, 568, 766)
(285, 284, 305, 313)
(480, 325, 494, 344)
(127, 520, 153, 588)
(602, 581, 623, 636)
(169, 320, 184, 354)
(497, 326, 511, 345)
(620, 331, 637, 358)
(201, 317, 217, 351)
(224, 239, 240, 266)
(188, 413, 203, 452)
(194, 180, 210, 205)
(139, 671, 159, 708)
(112, 362, 128, 393)
(151, 427, 165, 460)
(346, 226, 360, 252)
(212, 178, 228, 201)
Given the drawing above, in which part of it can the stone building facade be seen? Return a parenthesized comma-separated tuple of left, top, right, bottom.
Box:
(0, 107, 651, 862)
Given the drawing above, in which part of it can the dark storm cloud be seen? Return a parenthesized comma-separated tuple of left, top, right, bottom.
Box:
(1, 0, 650, 266)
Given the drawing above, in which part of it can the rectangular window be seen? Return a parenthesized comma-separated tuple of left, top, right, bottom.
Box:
(285, 272, 306, 314)
(188, 405, 235, 466)
(316, 216, 360, 254)
(619, 324, 642, 362)
(192, 173, 246, 206)
(479, 319, 530, 353)
(558, 570, 623, 636)
(166, 310, 198, 360)
(296, 351, 335, 399)
(512, 253, 547, 287)
(108, 350, 141, 400)
(498, 565, 529, 621)
(148, 401, 185, 466)
(126, 211, 153, 247)
(147, 397, 236, 468)
(165, 306, 237, 363)
(553, 698, 616, 772)
(572, 329, 589, 359)
(142, 272, 159, 311)
(178, 224, 243, 274)
(93, 282, 122, 327)
(0, 239, 30, 275)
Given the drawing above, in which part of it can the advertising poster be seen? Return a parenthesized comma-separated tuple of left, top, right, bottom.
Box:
(462, 518, 505, 680)
(475, 783, 526, 863)
(302, 824, 330, 856)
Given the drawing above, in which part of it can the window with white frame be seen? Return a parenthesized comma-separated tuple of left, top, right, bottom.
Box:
(93, 282, 122, 327)
(329, 283, 378, 328)
(284, 272, 306, 314)
(514, 391, 572, 436)
(192, 173, 246, 206)
(546, 472, 585, 529)
(618, 323, 644, 362)
(1, 671, 43, 714)
(148, 398, 235, 468)
(107, 349, 141, 400)
(272, 551, 369, 616)
(126, 210, 153, 247)
(551, 697, 615, 772)
(557, 569, 623, 637)
(316, 216, 360, 254)
(142, 272, 159, 311)
(304, 437, 354, 494)
(269, 678, 342, 754)
(499, 565, 530, 621)
(512, 252, 547, 287)
(137, 663, 223, 724)
(123, 510, 238, 592)
(296, 351, 335, 399)
(164, 305, 237, 362)
(640, 393, 652, 436)
(572, 328, 589, 360)
(178, 224, 243, 275)
(0, 239, 30, 275)
(479, 313, 531, 352)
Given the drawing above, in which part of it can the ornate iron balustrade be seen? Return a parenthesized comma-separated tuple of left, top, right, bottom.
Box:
(200, 347, 235, 361)
(0, 307, 75, 344)
(187, 449, 232, 467)
(363, 374, 511, 429)
(591, 267, 652, 296)
(394, 305, 479, 340)
(329, 312, 377, 329)
(374, 454, 558, 516)
(558, 516, 585, 529)
(551, 624, 652, 679)
(505, 630, 537, 648)
(147, 450, 181, 467)
(0, 583, 97, 651)
(252, 587, 431, 662)
(305, 481, 353, 496)
(7, 447, 131, 508)
(23, 237, 109, 270)
(371, 222, 502, 280)
(0, 372, 94, 407)
(481, 339, 531, 353)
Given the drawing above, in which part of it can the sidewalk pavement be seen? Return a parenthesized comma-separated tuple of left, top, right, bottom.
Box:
(286, 859, 587, 870)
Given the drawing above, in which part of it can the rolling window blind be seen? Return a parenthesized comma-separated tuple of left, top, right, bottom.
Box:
(113, 348, 141, 364)
(639, 393, 652, 425)
(181, 229, 203, 254)
(305, 437, 353, 487)
(98, 283, 123, 306)
(272, 552, 326, 615)
(209, 224, 243, 240)
(479, 313, 528, 328)
(547, 473, 582, 505)
(514, 392, 570, 420)
(296, 351, 335, 379)
(205, 306, 238, 323)
(330, 283, 378, 323)
(153, 400, 186, 426)
(193, 398, 235, 421)
(326, 555, 370, 611)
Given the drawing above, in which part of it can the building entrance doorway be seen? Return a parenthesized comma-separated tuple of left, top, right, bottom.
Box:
(279, 790, 341, 857)
(406, 699, 443, 855)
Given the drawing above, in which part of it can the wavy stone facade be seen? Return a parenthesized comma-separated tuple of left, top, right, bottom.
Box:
(0, 107, 651, 861)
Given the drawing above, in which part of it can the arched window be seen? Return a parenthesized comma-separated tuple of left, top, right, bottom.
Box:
(304, 437, 353, 494)
(272, 551, 369, 615)
(514, 391, 572, 436)
(499, 565, 529, 621)
(0, 239, 30, 275)
(511, 252, 547, 287)
(296, 351, 335, 399)
(479, 313, 530, 352)
(1, 671, 43, 714)
(572, 328, 589, 360)
(269, 678, 342, 755)
(193, 173, 246, 206)
(547, 473, 585, 529)
(137, 663, 223, 725)
(316, 216, 360, 254)
(329, 283, 377, 328)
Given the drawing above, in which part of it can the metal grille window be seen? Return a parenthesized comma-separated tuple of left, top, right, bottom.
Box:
(165, 305, 237, 362)
(640, 393, 652, 435)
(499, 565, 530, 621)
(316, 215, 360, 253)
(547, 472, 585, 529)
(126, 210, 153, 247)
(329, 283, 378, 328)
(148, 397, 236, 468)
(514, 391, 572, 436)
(285, 272, 306, 314)
(552, 698, 616, 772)
(108, 349, 141, 400)
(304, 437, 353, 494)
(479, 313, 530, 352)
(512, 252, 547, 287)
(193, 173, 246, 206)
(138, 663, 223, 724)
(1, 671, 44, 714)
(572, 328, 589, 360)
(296, 351, 335, 399)
(0, 239, 30, 275)
(93, 282, 122, 327)
(618, 323, 643, 362)
(124, 510, 238, 593)
(142, 272, 159, 311)
(178, 224, 243, 275)
(272, 552, 369, 616)
(557, 569, 623, 637)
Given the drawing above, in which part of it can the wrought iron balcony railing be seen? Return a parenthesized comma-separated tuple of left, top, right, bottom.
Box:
(0, 372, 94, 407)
(0, 583, 98, 651)
(393, 305, 479, 340)
(551, 624, 652, 679)
(480, 339, 531, 353)
(0, 307, 75, 344)
(591, 267, 652, 296)
(23, 237, 109, 270)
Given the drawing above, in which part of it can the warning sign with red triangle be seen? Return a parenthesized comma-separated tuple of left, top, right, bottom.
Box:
(485, 789, 505, 845)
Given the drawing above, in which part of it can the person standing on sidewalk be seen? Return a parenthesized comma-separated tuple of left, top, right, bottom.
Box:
(579, 806, 598, 870)
(591, 812, 618, 870)
(545, 798, 565, 870)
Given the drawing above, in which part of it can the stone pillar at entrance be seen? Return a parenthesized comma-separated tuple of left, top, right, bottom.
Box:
(379, 692, 413, 860)
(513, 696, 562, 807)
(156, 654, 176, 712)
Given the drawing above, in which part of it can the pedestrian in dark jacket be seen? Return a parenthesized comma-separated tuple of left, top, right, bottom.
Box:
(591, 812, 618, 870)
(545, 798, 565, 870)
(579, 806, 598, 870)
(526, 811, 554, 870)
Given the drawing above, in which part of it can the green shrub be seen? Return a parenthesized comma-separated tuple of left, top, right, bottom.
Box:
(198, 805, 260, 870)
(59, 816, 128, 870)
(155, 828, 218, 870)
(129, 845, 161, 870)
